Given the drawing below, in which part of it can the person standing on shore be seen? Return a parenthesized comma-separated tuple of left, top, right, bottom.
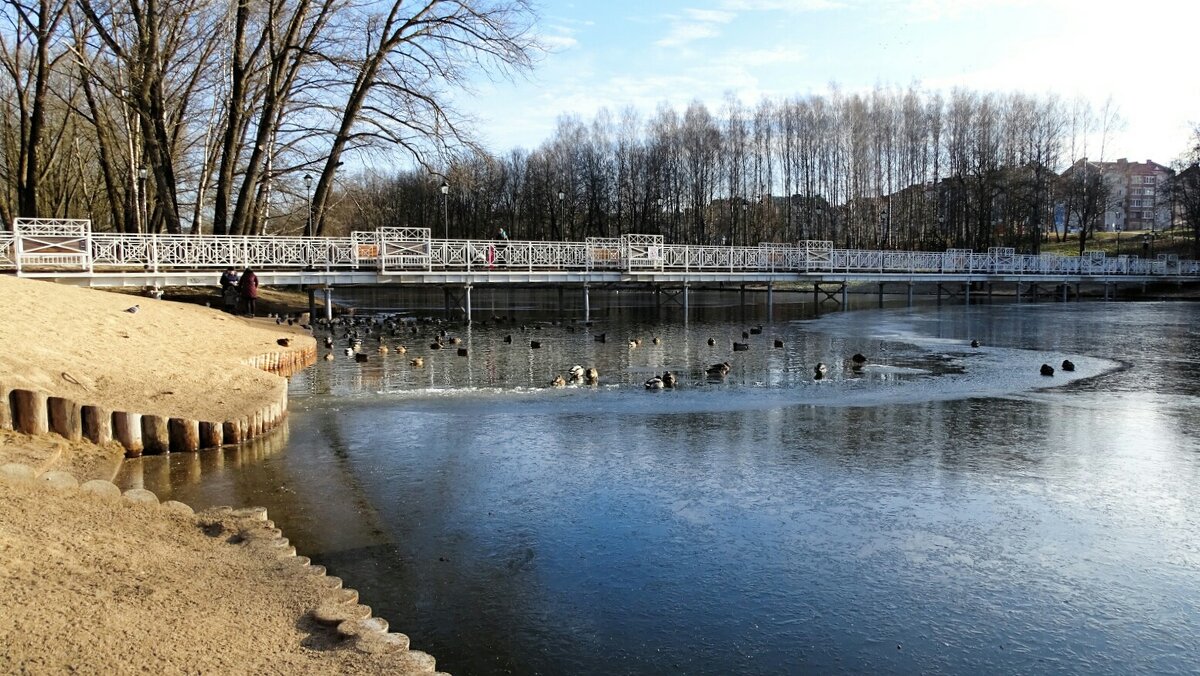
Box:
(238, 268, 259, 317)
(219, 267, 239, 313)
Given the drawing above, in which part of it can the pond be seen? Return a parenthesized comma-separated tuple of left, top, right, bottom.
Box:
(119, 298, 1200, 675)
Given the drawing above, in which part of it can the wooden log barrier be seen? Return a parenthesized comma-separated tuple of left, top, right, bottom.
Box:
(200, 421, 223, 449)
(223, 419, 244, 445)
(48, 396, 83, 441)
(0, 384, 12, 431)
(82, 405, 113, 446)
(168, 418, 201, 453)
(141, 414, 170, 454)
(113, 412, 144, 456)
(12, 389, 49, 435)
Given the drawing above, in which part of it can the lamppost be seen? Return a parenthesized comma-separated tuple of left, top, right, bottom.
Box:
(137, 165, 148, 233)
(303, 174, 313, 237)
(557, 190, 565, 240)
(440, 182, 449, 239)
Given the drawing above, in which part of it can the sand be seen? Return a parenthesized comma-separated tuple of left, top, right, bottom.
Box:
(0, 275, 311, 422)
(0, 277, 444, 674)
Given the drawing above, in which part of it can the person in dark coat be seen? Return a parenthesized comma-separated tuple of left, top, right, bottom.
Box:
(219, 267, 239, 313)
(237, 268, 259, 317)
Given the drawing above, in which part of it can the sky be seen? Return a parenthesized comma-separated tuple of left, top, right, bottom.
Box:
(454, 0, 1200, 165)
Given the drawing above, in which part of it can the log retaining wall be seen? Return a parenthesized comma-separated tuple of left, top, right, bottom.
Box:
(2, 343, 317, 457)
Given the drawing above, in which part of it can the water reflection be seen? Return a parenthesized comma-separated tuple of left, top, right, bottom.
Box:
(127, 300, 1200, 675)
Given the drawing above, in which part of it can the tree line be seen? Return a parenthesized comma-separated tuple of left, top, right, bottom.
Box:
(345, 88, 1150, 253)
(2, 0, 1192, 254)
(0, 0, 537, 235)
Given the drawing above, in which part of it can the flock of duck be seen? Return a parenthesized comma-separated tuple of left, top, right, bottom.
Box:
(317, 316, 1079, 389)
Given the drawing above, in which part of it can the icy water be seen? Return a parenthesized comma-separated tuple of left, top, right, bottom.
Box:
(120, 301, 1200, 675)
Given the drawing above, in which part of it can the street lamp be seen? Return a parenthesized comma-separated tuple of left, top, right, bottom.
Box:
(303, 174, 313, 237)
(440, 182, 449, 239)
(137, 165, 148, 233)
(557, 190, 565, 240)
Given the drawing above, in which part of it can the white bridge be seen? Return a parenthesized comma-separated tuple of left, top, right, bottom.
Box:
(3, 218, 1196, 318)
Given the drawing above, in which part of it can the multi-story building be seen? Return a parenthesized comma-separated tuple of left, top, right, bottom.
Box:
(1093, 158, 1173, 232)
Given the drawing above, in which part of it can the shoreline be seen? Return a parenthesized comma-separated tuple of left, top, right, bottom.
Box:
(0, 277, 445, 674)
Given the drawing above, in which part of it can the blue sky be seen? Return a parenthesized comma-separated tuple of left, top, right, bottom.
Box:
(455, 0, 1200, 164)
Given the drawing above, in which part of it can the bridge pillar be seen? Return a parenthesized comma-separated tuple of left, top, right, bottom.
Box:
(878, 283, 884, 308)
(584, 285, 591, 323)
(987, 283, 994, 304)
(841, 283, 848, 309)
(465, 285, 473, 324)
(308, 288, 316, 322)
(1015, 282, 1022, 304)
(936, 284, 943, 307)
(767, 282, 774, 320)
(683, 284, 690, 319)
(907, 282, 914, 307)
(323, 287, 333, 322)
(964, 282, 971, 306)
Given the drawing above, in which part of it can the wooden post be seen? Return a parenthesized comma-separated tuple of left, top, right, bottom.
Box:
(11, 389, 48, 435)
(47, 397, 82, 441)
(113, 412, 144, 456)
(200, 421, 223, 449)
(141, 414, 170, 454)
(223, 419, 244, 445)
(168, 418, 201, 452)
(82, 406, 113, 445)
(0, 385, 12, 431)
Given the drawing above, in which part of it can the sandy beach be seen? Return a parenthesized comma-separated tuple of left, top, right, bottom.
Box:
(0, 277, 442, 674)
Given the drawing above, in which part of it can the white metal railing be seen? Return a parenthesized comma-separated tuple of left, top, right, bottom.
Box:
(6, 218, 1200, 281)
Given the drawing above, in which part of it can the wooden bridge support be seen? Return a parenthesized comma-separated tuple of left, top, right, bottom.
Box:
(584, 285, 591, 322)
(323, 287, 333, 322)
(767, 282, 774, 321)
(908, 282, 914, 307)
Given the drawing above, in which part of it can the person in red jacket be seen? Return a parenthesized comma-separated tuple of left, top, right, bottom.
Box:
(237, 268, 259, 317)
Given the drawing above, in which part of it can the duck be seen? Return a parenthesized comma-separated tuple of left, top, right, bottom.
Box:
(503, 335, 513, 343)
(378, 345, 389, 354)
(742, 331, 750, 339)
(429, 340, 443, 350)
(707, 337, 717, 346)
(450, 337, 462, 345)
(662, 371, 677, 388)
(732, 342, 750, 352)
(354, 353, 369, 363)
(652, 337, 661, 345)
(324, 336, 334, 349)
(552, 375, 567, 387)
(594, 333, 607, 343)
(629, 339, 638, 348)
(749, 325, 763, 335)
(707, 362, 732, 377)
(774, 339, 784, 348)
(1040, 363, 1055, 376)
(644, 376, 664, 390)
(970, 339, 980, 348)
(1061, 359, 1075, 372)
(410, 357, 424, 367)
(813, 363, 828, 380)
(343, 347, 354, 357)
(851, 353, 867, 365)
(531, 341, 542, 349)
(570, 365, 585, 379)
(324, 353, 335, 361)
(585, 367, 599, 381)
(394, 345, 407, 354)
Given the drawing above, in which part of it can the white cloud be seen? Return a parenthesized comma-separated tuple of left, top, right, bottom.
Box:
(724, 45, 807, 66)
(655, 21, 722, 47)
(542, 34, 579, 51)
(720, 0, 844, 11)
(685, 8, 737, 22)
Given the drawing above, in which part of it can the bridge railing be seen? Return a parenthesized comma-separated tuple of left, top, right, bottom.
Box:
(6, 218, 1200, 280)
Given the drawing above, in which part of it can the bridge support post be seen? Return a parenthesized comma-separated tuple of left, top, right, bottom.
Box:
(683, 284, 690, 319)
(557, 286, 564, 318)
(878, 283, 885, 308)
(1015, 282, 1022, 304)
(307, 289, 316, 322)
(813, 283, 819, 310)
(907, 282, 914, 307)
(936, 284, 943, 307)
(443, 288, 451, 319)
(964, 282, 971, 305)
(841, 283, 848, 310)
(465, 285, 472, 324)
(740, 285, 746, 309)
(584, 285, 591, 323)
(767, 282, 774, 320)
(323, 287, 333, 322)
(987, 283, 994, 304)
